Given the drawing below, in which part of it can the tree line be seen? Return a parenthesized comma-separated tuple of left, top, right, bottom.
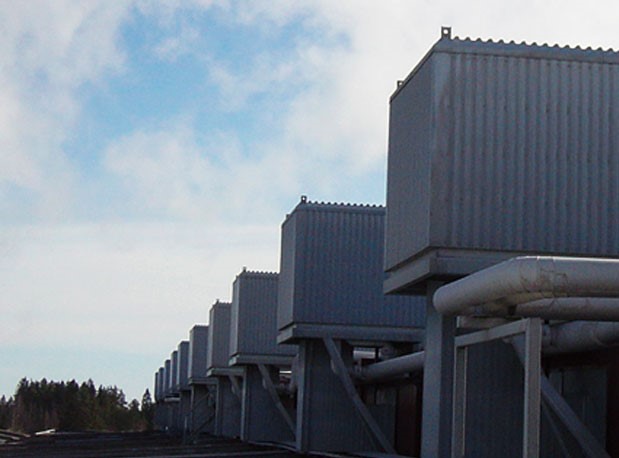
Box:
(0, 378, 154, 434)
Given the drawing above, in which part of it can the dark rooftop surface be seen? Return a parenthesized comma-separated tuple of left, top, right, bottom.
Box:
(0, 431, 333, 458)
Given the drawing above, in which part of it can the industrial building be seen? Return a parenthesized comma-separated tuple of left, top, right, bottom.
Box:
(153, 28, 619, 457)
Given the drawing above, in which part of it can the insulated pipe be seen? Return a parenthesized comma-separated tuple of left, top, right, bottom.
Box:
(544, 321, 619, 354)
(358, 351, 424, 381)
(511, 297, 619, 321)
(433, 256, 619, 317)
(359, 319, 619, 382)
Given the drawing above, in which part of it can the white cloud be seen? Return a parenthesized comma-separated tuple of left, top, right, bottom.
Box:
(0, 221, 279, 351)
(0, 1, 131, 220)
(102, 121, 303, 222)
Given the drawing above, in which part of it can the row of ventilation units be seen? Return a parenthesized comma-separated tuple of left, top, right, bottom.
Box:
(153, 28, 619, 458)
(153, 199, 426, 455)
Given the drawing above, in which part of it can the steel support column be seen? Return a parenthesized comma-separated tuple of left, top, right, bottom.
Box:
(523, 318, 542, 458)
(323, 337, 396, 454)
(257, 364, 295, 433)
(421, 281, 456, 458)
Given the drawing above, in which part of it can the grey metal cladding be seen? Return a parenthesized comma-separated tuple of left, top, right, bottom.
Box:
(164, 359, 171, 393)
(386, 36, 619, 286)
(230, 270, 296, 358)
(278, 200, 426, 330)
(385, 52, 434, 272)
(157, 367, 165, 400)
(177, 340, 189, 390)
(464, 340, 524, 456)
(188, 325, 208, 379)
(278, 214, 297, 331)
(206, 301, 232, 370)
(170, 350, 179, 388)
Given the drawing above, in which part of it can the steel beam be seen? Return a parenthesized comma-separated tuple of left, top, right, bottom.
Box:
(523, 318, 542, 458)
(257, 364, 295, 433)
(323, 337, 396, 454)
(512, 339, 610, 458)
(421, 281, 455, 458)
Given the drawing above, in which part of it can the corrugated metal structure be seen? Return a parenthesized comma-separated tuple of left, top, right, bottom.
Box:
(278, 198, 426, 343)
(177, 341, 189, 391)
(169, 350, 179, 394)
(206, 301, 233, 373)
(176, 340, 191, 435)
(385, 30, 619, 294)
(230, 270, 296, 365)
(188, 325, 209, 383)
(187, 325, 215, 435)
(154, 370, 160, 403)
(276, 199, 424, 454)
(206, 300, 242, 438)
(227, 269, 296, 443)
(383, 28, 619, 458)
(163, 359, 171, 395)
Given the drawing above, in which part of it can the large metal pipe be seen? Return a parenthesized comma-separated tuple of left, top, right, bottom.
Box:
(544, 321, 619, 354)
(359, 319, 619, 382)
(511, 297, 619, 321)
(358, 351, 424, 381)
(433, 256, 619, 318)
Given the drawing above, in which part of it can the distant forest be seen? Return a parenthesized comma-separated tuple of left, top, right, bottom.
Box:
(0, 378, 154, 434)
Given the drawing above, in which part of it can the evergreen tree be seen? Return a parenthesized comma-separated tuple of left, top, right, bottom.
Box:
(7, 378, 152, 433)
(140, 389, 154, 430)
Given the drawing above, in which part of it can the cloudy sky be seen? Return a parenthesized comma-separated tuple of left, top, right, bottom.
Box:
(1, 0, 618, 402)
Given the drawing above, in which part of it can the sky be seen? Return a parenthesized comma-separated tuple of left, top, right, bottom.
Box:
(2, 0, 619, 403)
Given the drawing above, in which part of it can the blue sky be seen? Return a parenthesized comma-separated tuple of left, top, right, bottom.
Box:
(2, 1, 619, 402)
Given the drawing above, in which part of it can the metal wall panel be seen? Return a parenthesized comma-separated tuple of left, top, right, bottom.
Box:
(177, 340, 189, 390)
(158, 367, 165, 400)
(385, 53, 434, 272)
(230, 270, 296, 359)
(188, 325, 208, 380)
(464, 340, 525, 457)
(278, 200, 426, 332)
(170, 350, 179, 392)
(164, 359, 171, 395)
(386, 36, 619, 291)
(207, 301, 232, 370)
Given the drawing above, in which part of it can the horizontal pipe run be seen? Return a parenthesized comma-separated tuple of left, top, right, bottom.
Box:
(359, 320, 619, 382)
(510, 298, 619, 321)
(359, 351, 424, 381)
(544, 321, 619, 354)
(433, 256, 619, 318)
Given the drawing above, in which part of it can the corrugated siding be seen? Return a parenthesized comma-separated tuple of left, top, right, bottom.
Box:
(207, 302, 232, 370)
(170, 350, 179, 388)
(385, 58, 433, 271)
(231, 272, 296, 357)
(189, 325, 208, 379)
(433, 51, 619, 254)
(158, 367, 165, 400)
(279, 203, 426, 330)
(464, 340, 524, 456)
(177, 341, 189, 389)
(386, 39, 619, 276)
(277, 216, 297, 331)
(164, 359, 171, 393)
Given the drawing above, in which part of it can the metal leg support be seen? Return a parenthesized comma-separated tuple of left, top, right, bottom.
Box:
(523, 318, 542, 458)
(257, 364, 295, 433)
(512, 336, 610, 458)
(451, 347, 468, 458)
(323, 337, 396, 455)
(421, 281, 456, 458)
